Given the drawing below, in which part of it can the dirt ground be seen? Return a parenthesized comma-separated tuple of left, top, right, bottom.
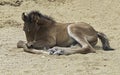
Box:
(0, 0, 120, 75)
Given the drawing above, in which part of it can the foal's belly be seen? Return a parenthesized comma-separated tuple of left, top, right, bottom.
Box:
(56, 38, 76, 47)
(56, 24, 76, 47)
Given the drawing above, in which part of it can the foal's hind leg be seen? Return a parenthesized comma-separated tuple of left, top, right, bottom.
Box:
(49, 36, 96, 55)
(67, 25, 96, 53)
(49, 25, 96, 55)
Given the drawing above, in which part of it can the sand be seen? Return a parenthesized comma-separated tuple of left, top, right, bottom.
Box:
(0, 0, 120, 75)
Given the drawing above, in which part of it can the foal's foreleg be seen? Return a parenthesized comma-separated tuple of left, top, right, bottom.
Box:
(17, 40, 49, 54)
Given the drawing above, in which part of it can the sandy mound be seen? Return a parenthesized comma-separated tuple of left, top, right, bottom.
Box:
(0, 0, 120, 75)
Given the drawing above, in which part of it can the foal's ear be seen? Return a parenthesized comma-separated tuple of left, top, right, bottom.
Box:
(22, 12, 28, 22)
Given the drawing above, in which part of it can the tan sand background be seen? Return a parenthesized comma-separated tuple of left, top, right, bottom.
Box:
(0, 0, 120, 75)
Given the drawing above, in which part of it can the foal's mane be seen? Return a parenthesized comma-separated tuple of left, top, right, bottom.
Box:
(27, 11, 56, 26)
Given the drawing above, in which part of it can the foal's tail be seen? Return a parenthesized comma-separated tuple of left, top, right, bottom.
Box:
(97, 32, 114, 50)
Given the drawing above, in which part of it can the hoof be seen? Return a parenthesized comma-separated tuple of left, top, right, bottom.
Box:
(48, 47, 64, 55)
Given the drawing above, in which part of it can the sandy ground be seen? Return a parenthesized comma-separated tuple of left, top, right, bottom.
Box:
(0, 0, 120, 75)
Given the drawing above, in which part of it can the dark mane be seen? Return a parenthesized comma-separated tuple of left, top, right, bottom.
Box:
(27, 11, 56, 25)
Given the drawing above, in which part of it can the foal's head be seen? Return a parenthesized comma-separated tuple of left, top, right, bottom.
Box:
(22, 11, 55, 32)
